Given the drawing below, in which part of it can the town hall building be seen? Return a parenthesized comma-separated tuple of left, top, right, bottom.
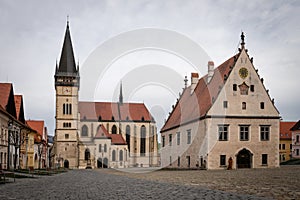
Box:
(53, 22, 158, 169)
(160, 33, 280, 169)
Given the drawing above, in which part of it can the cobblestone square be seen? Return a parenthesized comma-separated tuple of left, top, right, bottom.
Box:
(1, 166, 299, 200)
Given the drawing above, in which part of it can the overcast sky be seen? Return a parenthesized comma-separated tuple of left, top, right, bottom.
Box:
(0, 0, 299, 135)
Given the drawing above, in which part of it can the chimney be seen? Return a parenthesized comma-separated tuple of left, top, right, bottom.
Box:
(207, 61, 214, 83)
(191, 72, 199, 94)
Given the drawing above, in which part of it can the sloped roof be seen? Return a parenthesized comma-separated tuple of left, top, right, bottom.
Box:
(57, 23, 77, 74)
(94, 124, 110, 138)
(291, 120, 300, 131)
(0, 83, 12, 108)
(79, 101, 154, 122)
(14, 95, 25, 123)
(280, 121, 296, 139)
(110, 134, 126, 145)
(161, 54, 237, 132)
(94, 124, 126, 145)
(26, 120, 44, 142)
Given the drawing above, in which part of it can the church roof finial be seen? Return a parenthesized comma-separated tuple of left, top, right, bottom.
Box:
(241, 31, 245, 49)
(119, 81, 123, 104)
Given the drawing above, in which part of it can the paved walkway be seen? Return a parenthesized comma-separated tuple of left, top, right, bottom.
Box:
(0, 169, 269, 200)
(103, 165, 300, 200)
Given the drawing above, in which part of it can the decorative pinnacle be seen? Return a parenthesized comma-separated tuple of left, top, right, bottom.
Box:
(241, 32, 245, 49)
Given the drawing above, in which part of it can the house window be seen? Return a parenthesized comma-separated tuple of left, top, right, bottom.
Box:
(282, 144, 285, 150)
(177, 156, 180, 167)
(140, 125, 146, 156)
(260, 102, 265, 109)
(99, 144, 102, 152)
(220, 155, 226, 166)
(290, 144, 292, 150)
(233, 84, 237, 91)
(262, 154, 268, 165)
(162, 136, 165, 147)
(65, 134, 69, 139)
(250, 85, 255, 92)
(218, 125, 228, 141)
(112, 150, 116, 161)
(223, 101, 228, 108)
(169, 156, 172, 166)
(260, 126, 270, 141)
(240, 125, 249, 141)
(81, 125, 88, 137)
(279, 144, 281, 150)
(177, 132, 180, 145)
(296, 149, 299, 156)
(169, 134, 172, 146)
(242, 102, 246, 110)
(296, 135, 300, 143)
(187, 130, 191, 144)
(112, 125, 117, 134)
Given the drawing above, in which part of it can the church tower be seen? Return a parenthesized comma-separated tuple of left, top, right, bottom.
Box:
(54, 21, 80, 168)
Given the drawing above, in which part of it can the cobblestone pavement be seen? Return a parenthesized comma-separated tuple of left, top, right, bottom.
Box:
(0, 169, 271, 200)
(103, 165, 300, 200)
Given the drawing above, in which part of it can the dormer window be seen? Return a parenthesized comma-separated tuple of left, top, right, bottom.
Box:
(141, 116, 145, 121)
(98, 116, 102, 122)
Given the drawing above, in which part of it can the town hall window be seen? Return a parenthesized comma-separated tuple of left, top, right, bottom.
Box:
(177, 132, 180, 145)
(218, 125, 228, 141)
(239, 125, 249, 141)
(260, 126, 270, 141)
(187, 130, 191, 144)
(223, 101, 228, 108)
(260, 102, 265, 109)
(169, 134, 172, 146)
(242, 102, 246, 110)
(220, 155, 226, 166)
(162, 136, 165, 147)
(262, 154, 268, 165)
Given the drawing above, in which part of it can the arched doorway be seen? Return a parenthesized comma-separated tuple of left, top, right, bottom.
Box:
(97, 158, 103, 168)
(237, 148, 252, 168)
(103, 157, 108, 168)
(64, 160, 69, 168)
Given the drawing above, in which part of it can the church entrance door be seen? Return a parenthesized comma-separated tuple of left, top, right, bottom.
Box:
(237, 148, 252, 168)
(103, 158, 108, 168)
(97, 158, 103, 168)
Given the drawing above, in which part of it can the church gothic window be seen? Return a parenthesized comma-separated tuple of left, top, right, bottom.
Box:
(126, 125, 130, 152)
(119, 150, 123, 161)
(112, 125, 117, 134)
(112, 150, 116, 161)
(140, 125, 146, 156)
(81, 125, 88, 137)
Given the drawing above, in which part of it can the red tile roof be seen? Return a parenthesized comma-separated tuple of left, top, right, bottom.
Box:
(290, 120, 300, 131)
(94, 124, 126, 145)
(79, 102, 153, 122)
(161, 54, 237, 132)
(0, 83, 12, 108)
(14, 95, 25, 122)
(26, 120, 44, 142)
(280, 121, 296, 139)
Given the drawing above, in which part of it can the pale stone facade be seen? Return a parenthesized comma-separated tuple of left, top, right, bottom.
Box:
(53, 22, 159, 169)
(161, 33, 280, 169)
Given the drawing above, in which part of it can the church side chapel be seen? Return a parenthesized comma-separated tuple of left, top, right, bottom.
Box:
(53, 21, 159, 169)
(160, 33, 280, 170)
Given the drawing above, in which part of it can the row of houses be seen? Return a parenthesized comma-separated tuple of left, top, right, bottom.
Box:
(279, 121, 300, 162)
(0, 83, 51, 170)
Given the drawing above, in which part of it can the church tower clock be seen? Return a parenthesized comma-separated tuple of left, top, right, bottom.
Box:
(54, 21, 79, 168)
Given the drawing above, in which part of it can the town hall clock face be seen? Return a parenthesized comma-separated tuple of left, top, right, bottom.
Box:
(239, 67, 248, 79)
